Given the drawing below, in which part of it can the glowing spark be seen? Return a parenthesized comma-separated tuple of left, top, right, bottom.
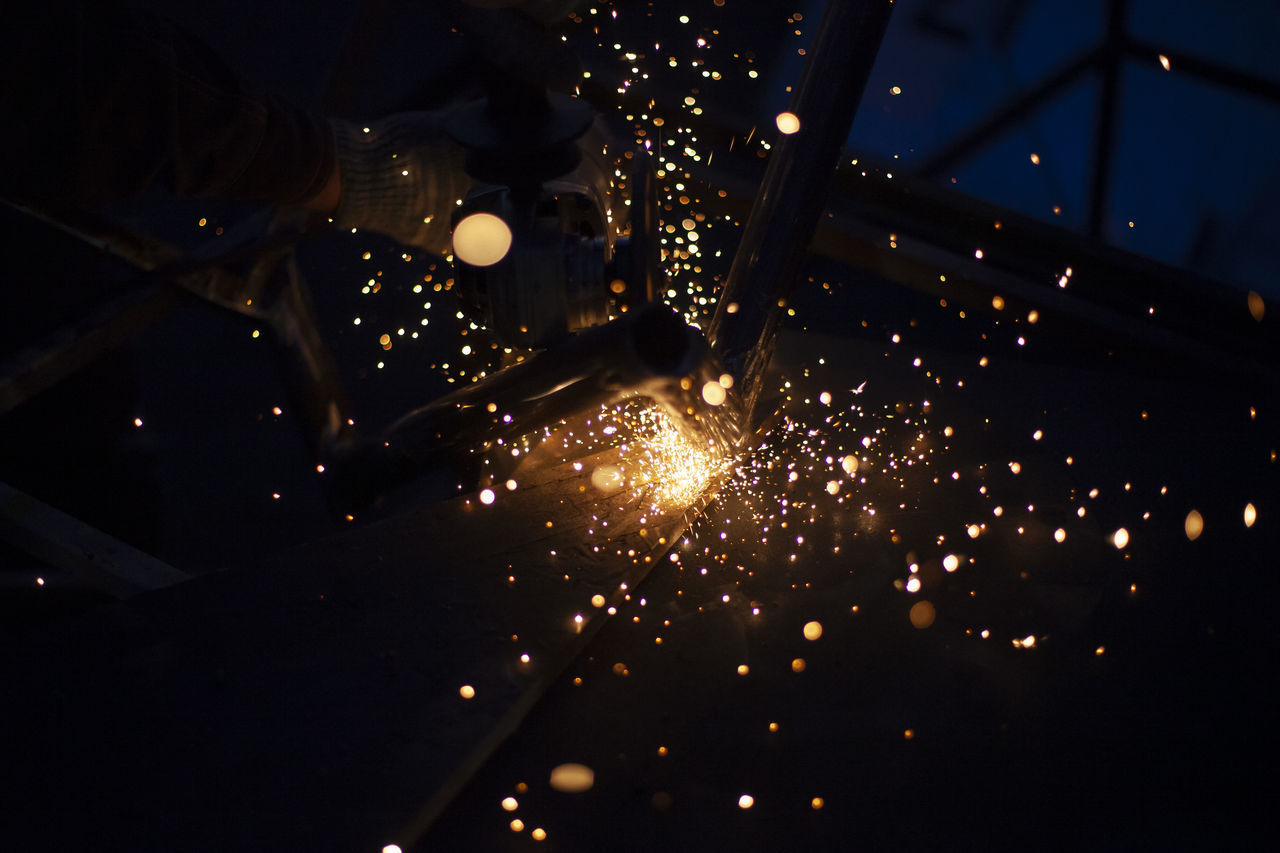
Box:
(1244, 503, 1257, 528)
(943, 554, 959, 572)
(479, 488, 496, 505)
(803, 621, 823, 641)
(1112, 528, 1129, 549)
(549, 763, 595, 792)
(775, 111, 800, 134)
(738, 794, 755, 809)
(1184, 510, 1204, 540)
(501, 797, 518, 811)
(702, 380, 727, 406)
(608, 403, 733, 512)
(459, 685, 475, 699)
(590, 464, 624, 493)
(1158, 54, 1171, 70)
(452, 213, 512, 266)
(1247, 291, 1265, 322)
(909, 600, 936, 628)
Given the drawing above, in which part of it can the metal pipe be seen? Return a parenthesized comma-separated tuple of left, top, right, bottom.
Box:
(707, 0, 895, 426)
(1089, 0, 1127, 238)
(333, 302, 742, 506)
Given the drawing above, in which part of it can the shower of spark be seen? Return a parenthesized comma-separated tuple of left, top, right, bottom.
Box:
(606, 401, 736, 513)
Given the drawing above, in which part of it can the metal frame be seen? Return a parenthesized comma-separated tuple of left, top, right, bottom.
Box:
(917, 0, 1280, 237)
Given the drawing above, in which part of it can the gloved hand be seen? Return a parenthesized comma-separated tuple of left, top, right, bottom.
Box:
(329, 112, 472, 256)
(330, 109, 625, 257)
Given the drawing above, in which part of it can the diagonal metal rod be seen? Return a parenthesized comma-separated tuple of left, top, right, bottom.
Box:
(707, 0, 895, 427)
(1088, 0, 1127, 238)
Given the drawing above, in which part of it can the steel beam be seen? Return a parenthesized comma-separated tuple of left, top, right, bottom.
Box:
(0, 481, 190, 598)
(0, 284, 181, 415)
(707, 0, 895, 425)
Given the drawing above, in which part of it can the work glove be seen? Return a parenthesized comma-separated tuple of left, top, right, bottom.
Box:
(330, 112, 472, 256)
(330, 109, 625, 257)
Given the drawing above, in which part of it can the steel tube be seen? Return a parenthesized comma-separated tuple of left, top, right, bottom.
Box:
(335, 303, 743, 506)
(707, 0, 895, 425)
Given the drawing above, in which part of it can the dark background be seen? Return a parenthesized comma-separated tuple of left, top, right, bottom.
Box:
(2, 1, 1278, 850)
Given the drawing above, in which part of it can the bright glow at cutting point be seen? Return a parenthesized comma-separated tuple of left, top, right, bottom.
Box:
(775, 111, 800, 134)
(608, 402, 733, 512)
(452, 212, 512, 266)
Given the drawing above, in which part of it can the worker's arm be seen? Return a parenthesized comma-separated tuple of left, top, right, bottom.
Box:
(0, 1, 583, 255)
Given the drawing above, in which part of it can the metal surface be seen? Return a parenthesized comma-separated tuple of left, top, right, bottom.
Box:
(0, 481, 190, 598)
(707, 0, 895, 424)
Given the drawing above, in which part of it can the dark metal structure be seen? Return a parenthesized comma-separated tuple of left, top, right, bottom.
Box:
(708, 0, 895, 422)
(916, 0, 1280, 238)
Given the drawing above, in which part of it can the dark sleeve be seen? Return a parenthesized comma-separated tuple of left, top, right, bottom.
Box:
(0, 1, 334, 209)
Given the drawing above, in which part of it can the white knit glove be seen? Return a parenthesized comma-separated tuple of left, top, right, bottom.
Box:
(330, 112, 472, 255)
